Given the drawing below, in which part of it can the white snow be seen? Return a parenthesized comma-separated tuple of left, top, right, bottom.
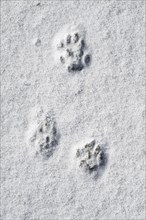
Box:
(1, 1, 145, 220)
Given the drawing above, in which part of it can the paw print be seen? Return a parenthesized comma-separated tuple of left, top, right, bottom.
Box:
(27, 109, 59, 159)
(75, 139, 106, 173)
(35, 117, 59, 158)
(52, 24, 91, 72)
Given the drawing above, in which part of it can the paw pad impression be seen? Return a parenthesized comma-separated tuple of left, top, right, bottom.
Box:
(75, 138, 107, 173)
(52, 23, 91, 72)
(26, 108, 59, 159)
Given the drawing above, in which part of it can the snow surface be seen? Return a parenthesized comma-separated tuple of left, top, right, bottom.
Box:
(1, 1, 145, 220)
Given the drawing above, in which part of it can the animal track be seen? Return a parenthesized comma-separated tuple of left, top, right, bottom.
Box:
(52, 24, 91, 72)
(27, 108, 59, 159)
(75, 138, 107, 173)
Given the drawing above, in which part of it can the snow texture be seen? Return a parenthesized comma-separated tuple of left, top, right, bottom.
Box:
(1, 1, 145, 220)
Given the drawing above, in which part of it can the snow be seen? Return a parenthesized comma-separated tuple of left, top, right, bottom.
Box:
(1, 1, 145, 219)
